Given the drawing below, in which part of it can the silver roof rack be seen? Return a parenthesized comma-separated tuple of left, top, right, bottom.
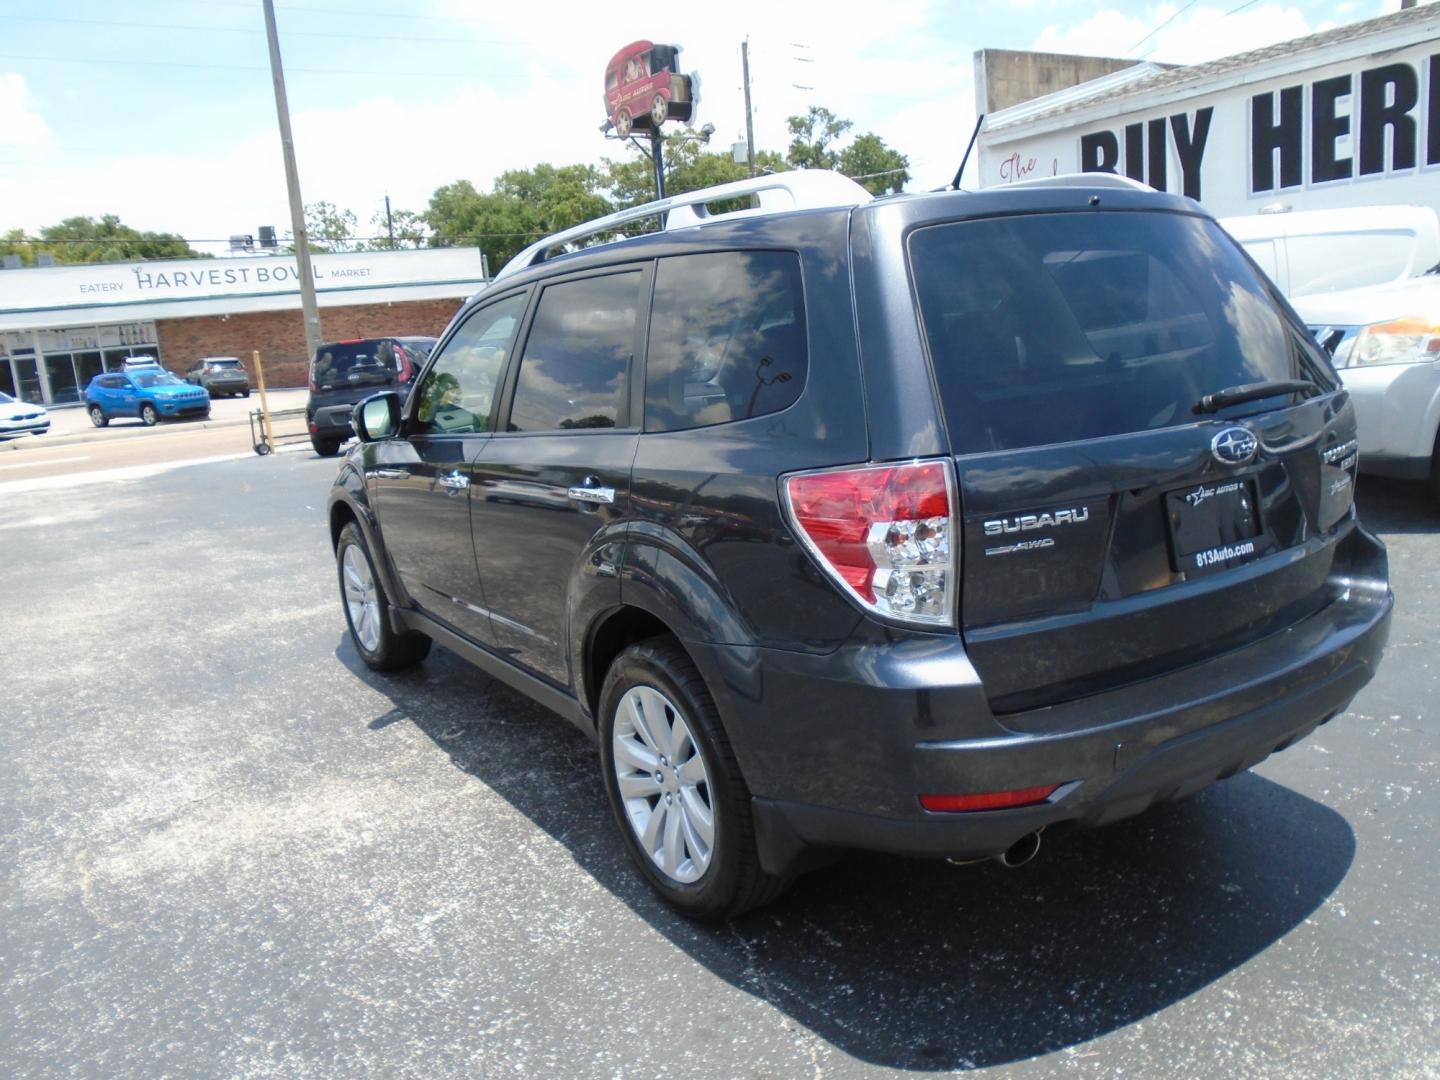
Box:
(494, 169, 873, 282)
(1002, 172, 1154, 192)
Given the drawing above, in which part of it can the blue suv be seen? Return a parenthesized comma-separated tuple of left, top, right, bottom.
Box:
(85, 369, 210, 427)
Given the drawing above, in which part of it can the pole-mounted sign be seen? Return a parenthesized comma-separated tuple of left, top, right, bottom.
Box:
(603, 41, 698, 138)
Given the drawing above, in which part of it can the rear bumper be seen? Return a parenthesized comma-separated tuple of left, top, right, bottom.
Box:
(687, 524, 1392, 873)
(310, 404, 356, 437)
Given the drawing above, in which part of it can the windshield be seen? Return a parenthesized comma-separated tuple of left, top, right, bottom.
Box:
(132, 371, 183, 388)
(206, 360, 241, 369)
(311, 341, 402, 391)
(908, 211, 1336, 455)
(0, 391, 13, 404)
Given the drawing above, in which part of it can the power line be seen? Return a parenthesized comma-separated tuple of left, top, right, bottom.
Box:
(1133, 0, 1265, 60)
(0, 53, 584, 80)
(77, 0, 524, 26)
(0, 12, 529, 47)
(1126, 0, 1201, 56)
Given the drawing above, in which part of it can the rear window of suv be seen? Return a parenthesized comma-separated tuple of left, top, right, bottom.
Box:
(909, 211, 1330, 455)
(312, 341, 402, 391)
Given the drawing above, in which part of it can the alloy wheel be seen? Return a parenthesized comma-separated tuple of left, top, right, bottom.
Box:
(612, 684, 715, 883)
(342, 544, 381, 652)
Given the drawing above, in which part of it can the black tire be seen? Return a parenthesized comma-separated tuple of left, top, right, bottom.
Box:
(311, 435, 342, 457)
(335, 522, 431, 672)
(139, 402, 159, 426)
(243, 389, 251, 398)
(598, 636, 787, 920)
(88, 404, 108, 428)
(1428, 433, 1440, 502)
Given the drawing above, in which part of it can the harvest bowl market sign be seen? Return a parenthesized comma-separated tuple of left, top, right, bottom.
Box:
(978, 23, 1440, 218)
(6, 249, 484, 313)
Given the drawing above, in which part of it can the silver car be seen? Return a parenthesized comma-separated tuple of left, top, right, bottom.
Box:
(0, 391, 49, 439)
(1296, 274, 1440, 500)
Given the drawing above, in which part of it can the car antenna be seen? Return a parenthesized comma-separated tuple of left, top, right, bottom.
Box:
(949, 113, 985, 191)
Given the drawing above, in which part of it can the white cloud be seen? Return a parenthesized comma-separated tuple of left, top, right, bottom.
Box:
(1034, 4, 1315, 65)
(0, 73, 53, 152)
(2, 0, 969, 240)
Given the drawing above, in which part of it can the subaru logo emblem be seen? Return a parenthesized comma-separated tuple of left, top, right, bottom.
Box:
(1211, 426, 1258, 466)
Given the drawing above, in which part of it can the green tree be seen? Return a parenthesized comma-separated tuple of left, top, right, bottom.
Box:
(0, 215, 206, 265)
(605, 128, 788, 211)
(424, 165, 614, 272)
(367, 206, 429, 249)
(839, 132, 910, 195)
(302, 201, 360, 253)
(785, 106, 852, 170)
(0, 227, 35, 267)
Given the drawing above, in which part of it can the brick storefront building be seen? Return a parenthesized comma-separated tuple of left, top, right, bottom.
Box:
(156, 296, 464, 388)
(0, 249, 486, 405)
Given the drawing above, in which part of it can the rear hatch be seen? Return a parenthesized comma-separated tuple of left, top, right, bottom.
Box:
(909, 209, 1358, 720)
(308, 339, 431, 414)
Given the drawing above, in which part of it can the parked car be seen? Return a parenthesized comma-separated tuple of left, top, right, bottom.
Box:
(119, 355, 162, 371)
(1219, 204, 1440, 299)
(327, 170, 1392, 919)
(1294, 272, 1440, 499)
(84, 369, 210, 427)
(306, 337, 435, 456)
(0, 391, 49, 439)
(185, 356, 251, 398)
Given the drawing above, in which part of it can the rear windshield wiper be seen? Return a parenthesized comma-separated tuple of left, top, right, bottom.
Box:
(1193, 379, 1322, 415)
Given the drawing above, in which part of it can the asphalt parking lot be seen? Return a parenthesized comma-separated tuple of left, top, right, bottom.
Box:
(1, 455, 1436, 1078)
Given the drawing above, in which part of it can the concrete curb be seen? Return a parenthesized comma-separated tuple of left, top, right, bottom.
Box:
(0, 415, 273, 452)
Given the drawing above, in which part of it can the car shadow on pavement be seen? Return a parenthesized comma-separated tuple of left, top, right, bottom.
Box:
(1355, 476, 1439, 534)
(337, 640, 1355, 1071)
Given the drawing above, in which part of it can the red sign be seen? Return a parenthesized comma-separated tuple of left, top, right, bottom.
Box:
(604, 40, 696, 137)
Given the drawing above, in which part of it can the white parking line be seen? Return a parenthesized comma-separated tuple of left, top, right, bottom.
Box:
(0, 455, 93, 471)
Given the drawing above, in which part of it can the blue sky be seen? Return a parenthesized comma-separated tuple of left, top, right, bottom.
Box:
(0, 0, 1418, 253)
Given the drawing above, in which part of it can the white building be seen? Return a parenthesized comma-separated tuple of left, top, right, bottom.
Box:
(976, 6, 1440, 219)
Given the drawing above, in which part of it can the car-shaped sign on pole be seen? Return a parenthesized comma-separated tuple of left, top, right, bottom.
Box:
(604, 41, 697, 137)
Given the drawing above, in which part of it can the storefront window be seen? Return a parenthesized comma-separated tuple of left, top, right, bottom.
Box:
(14, 359, 42, 404)
(74, 350, 104, 390)
(44, 353, 81, 404)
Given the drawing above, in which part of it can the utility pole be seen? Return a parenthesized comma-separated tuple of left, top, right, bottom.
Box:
(384, 194, 395, 249)
(262, 0, 322, 364)
(741, 38, 756, 177)
(650, 131, 666, 201)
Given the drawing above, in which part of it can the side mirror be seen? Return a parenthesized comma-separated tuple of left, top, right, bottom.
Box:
(353, 391, 401, 442)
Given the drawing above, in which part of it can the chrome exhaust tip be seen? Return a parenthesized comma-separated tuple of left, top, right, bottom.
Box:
(994, 830, 1042, 869)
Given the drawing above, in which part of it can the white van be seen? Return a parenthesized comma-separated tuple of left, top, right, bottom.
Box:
(1219, 205, 1440, 299)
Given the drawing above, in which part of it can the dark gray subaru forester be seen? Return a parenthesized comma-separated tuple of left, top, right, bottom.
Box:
(327, 170, 1392, 919)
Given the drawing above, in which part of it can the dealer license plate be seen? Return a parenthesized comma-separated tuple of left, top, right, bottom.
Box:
(1165, 477, 1262, 577)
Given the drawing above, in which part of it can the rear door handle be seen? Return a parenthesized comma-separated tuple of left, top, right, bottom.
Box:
(567, 484, 615, 505)
(438, 471, 470, 491)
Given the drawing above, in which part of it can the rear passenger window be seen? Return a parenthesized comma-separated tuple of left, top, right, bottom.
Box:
(507, 272, 641, 432)
(643, 251, 806, 433)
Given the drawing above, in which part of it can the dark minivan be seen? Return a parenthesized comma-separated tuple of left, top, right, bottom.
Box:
(326, 171, 1391, 919)
(306, 336, 435, 455)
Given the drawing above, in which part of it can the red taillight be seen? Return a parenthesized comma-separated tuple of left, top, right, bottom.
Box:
(783, 460, 955, 625)
(919, 785, 1060, 812)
